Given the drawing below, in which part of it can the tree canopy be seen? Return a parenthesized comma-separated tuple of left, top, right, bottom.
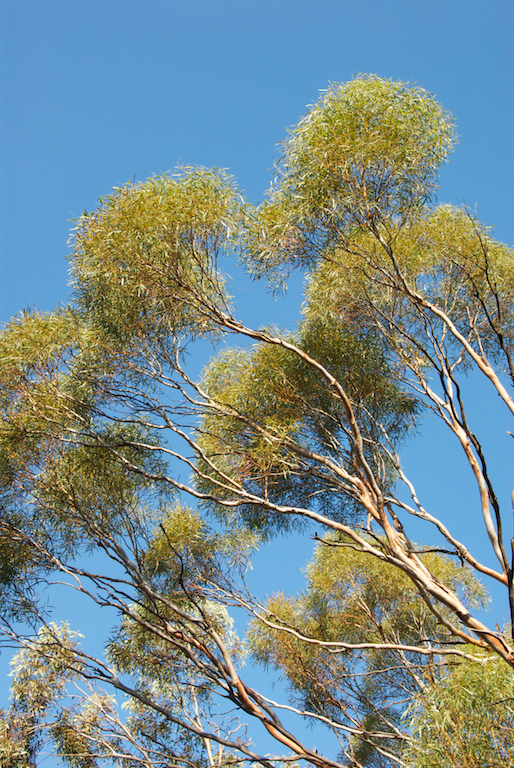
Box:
(1, 75, 513, 767)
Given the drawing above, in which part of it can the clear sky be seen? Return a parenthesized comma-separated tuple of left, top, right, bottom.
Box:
(0, 0, 513, 760)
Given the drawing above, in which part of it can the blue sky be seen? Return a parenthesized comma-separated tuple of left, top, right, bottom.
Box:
(1, 0, 513, 759)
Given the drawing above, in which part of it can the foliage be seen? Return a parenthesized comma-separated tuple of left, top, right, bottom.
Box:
(0, 624, 87, 767)
(243, 75, 456, 285)
(406, 651, 514, 767)
(248, 537, 487, 765)
(197, 315, 417, 534)
(71, 167, 240, 345)
(1, 75, 513, 767)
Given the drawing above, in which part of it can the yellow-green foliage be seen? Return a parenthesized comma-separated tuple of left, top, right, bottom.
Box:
(0, 307, 107, 501)
(0, 308, 83, 450)
(0, 310, 88, 596)
(51, 696, 117, 768)
(0, 306, 168, 601)
(107, 506, 252, 680)
(106, 510, 248, 730)
(407, 650, 514, 767)
(305, 205, 514, 369)
(250, 535, 486, 667)
(144, 504, 257, 589)
(196, 313, 417, 533)
(9, 624, 83, 711)
(249, 537, 488, 764)
(71, 167, 241, 344)
(0, 711, 34, 768)
(305, 535, 487, 632)
(244, 75, 456, 282)
(282, 75, 454, 211)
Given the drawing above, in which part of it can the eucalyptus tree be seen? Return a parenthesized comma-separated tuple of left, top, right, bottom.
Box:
(1, 76, 513, 767)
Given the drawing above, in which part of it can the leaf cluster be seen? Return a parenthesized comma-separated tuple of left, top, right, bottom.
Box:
(196, 313, 416, 535)
(305, 205, 514, 376)
(71, 168, 241, 346)
(406, 649, 514, 767)
(249, 537, 486, 763)
(244, 75, 456, 284)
